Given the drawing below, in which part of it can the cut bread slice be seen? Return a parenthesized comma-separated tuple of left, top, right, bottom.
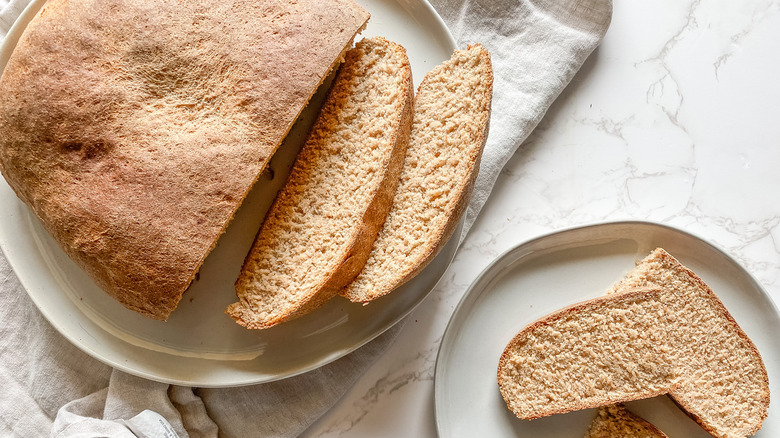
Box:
(341, 44, 493, 303)
(0, 0, 369, 320)
(584, 404, 668, 438)
(227, 37, 414, 329)
(497, 287, 676, 419)
(609, 248, 769, 438)
(498, 248, 769, 438)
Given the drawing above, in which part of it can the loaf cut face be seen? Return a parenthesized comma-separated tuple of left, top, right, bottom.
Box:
(341, 44, 493, 303)
(0, 0, 369, 320)
(228, 37, 414, 329)
(498, 248, 769, 438)
(584, 404, 669, 438)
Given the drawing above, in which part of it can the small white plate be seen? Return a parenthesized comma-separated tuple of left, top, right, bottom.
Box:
(435, 221, 779, 437)
(0, 0, 457, 387)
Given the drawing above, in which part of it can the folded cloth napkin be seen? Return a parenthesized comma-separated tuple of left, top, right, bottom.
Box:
(0, 0, 611, 436)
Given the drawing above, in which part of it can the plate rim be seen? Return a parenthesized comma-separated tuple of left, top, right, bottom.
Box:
(0, 0, 459, 388)
(433, 219, 780, 436)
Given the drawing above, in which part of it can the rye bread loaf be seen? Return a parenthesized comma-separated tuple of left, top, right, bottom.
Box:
(341, 44, 493, 304)
(584, 404, 669, 438)
(0, 0, 369, 320)
(498, 248, 769, 438)
(227, 37, 414, 329)
(609, 248, 770, 438)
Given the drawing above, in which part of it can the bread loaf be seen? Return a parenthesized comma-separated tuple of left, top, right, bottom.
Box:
(341, 44, 493, 303)
(0, 0, 369, 320)
(227, 37, 414, 329)
(584, 404, 669, 438)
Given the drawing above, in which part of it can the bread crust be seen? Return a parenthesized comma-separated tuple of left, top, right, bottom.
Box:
(228, 37, 414, 329)
(0, 0, 369, 320)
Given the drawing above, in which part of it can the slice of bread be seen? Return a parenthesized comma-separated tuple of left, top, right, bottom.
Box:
(341, 44, 493, 304)
(498, 248, 769, 438)
(609, 248, 769, 438)
(584, 404, 669, 438)
(227, 37, 414, 329)
(0, 0, 369, 320)
(497, 287, 676, 419)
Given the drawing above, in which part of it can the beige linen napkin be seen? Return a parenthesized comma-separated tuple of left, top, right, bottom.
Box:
(0, 0, 611, 436)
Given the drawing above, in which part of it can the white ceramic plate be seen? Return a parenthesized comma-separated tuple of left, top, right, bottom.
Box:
(0, 0, 457, 387)
(435, 221, 780, 437)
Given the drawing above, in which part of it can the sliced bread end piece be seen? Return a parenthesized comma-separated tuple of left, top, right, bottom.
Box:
(341, 43, 493, 304)
(497, 287, 676, 420)
(584, 404, 669, 438)
(227, 36, 414, 329)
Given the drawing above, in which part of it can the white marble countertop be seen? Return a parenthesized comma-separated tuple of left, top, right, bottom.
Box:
(301, 0, 780, 436)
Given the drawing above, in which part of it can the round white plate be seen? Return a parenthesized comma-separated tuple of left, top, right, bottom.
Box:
(0, 0, 458, 387)
(435, 221, 780, 437)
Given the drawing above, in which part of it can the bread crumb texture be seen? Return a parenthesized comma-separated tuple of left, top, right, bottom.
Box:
(498, 288, 674, 419)
(0, 0, 369, 320)
(228, 37, 412, 329)
(584, 404, 668, 438)
(342, 44, 493, 303)
(498, 248, 769, 438)
(610, 249, 769, 438)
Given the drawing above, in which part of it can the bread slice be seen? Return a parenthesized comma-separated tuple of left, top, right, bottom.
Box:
(227, 37, 414, 329)
(609, 248, 769, 438)
(341, 44, 493, 304)
(584, 404, 668, 438)
(0, 0, 369, 320)
(497, 287, 676, 419)
(498, 248, 769, 438)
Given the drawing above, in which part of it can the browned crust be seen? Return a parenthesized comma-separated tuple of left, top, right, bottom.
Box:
(644, 249, 770, 438)
(0, 0, 369, 320)
(227, 37, 414, 329)
(496, 287, 675, 419)
(341, 43, 494, 304)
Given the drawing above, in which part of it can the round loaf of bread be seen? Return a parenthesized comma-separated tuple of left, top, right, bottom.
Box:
(0, 0, 369, 320)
